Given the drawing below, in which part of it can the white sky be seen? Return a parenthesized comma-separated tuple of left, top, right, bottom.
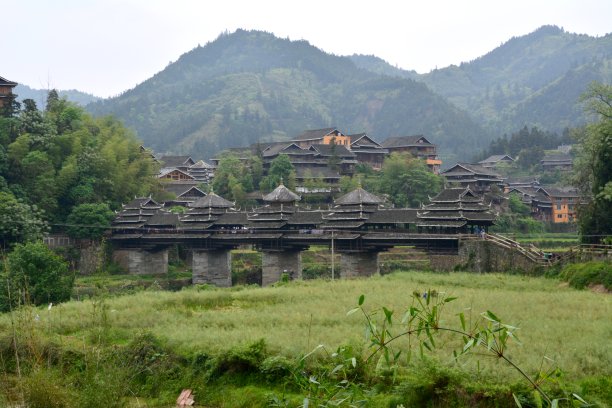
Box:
(4, 0, 611, 98)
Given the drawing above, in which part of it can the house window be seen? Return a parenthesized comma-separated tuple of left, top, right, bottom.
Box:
(556, 204, 561, 210)
(557, 214, 562, 219)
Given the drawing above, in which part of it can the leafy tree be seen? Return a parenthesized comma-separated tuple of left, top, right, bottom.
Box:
(0, 241, 73, 312)
(0, 191, 47, 248)
(517, 146, 544, 169)
(65, 203, 115, 240)
(508, 193, 531, 216)
(339, 176, 359, 193)
(377, 153, 442, 207)
(260, 154, 296, 192)
(573, 82, 612, 243)
(212, 154, 247, 198)
(0, 93, 160, 224)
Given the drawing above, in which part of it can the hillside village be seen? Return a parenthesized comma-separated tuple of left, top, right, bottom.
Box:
(1, 13, 611, 407)
(153, 125, 580, 226)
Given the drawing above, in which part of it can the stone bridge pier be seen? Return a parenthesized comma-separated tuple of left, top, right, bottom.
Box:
(112, 248, 169, 275)
(262, 250, 302, 286)
(191, 249, 233, 287)
(340, 251, 380, 278)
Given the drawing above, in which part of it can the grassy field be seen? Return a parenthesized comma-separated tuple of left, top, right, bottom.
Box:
(1, 271, 611, 407)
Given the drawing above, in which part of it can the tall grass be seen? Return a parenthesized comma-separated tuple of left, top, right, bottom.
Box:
(2, 271, 609, 386)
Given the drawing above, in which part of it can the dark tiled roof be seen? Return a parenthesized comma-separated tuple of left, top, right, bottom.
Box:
(442, 163, 503, 178)
(159, 155, 194, 167)
(308, 144, 355, 158)
(541, 153, 572, 163)
(295, 166, 340, 179)
(335, 188, 384, 205)
(286, 211, 324, 225)
(366, 209, 418, 224)
(479, 155, 514, 164)
(0, 76, 17, 86)
(144, 211, 181, 227)
(214, 212, 249, 225)
(292, 128, 338, 141)
(538, 186, 580, 198)
(381, 135, 432, 148)
(190, 193, 234, 208)
(162, 183, 204, 197)
(429, 187, 481, 203)
(262, 184, 301, 203)
(189, 160, 215, 169)
(348, 133, 384, 148)
(123, 197, 162, 209)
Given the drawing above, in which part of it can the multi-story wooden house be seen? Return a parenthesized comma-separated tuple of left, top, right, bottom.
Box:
(291, 127, 351, 149)
(381, 135, 442, 173)
(347, 133, 388, 170)
(440, 163, 504, 193)
(0, 76, 18, 110)
(478, 154, 515, 169)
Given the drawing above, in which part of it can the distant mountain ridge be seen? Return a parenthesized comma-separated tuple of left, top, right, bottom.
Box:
(86, 26, 611, 163)
(87, 29, 489, 163)
(15, 84, 100, 107)
(351, 25, 612, 135)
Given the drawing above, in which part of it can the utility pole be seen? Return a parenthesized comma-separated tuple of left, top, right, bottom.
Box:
(331, 230, 335, 280)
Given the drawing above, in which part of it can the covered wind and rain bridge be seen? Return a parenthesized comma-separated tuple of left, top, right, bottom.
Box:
(110, 184, 498, 286)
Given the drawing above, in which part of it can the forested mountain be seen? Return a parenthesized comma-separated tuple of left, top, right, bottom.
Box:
(87, 30, 489, 163)
(15, 84, 100, 106)
(351, 25, 612, 135)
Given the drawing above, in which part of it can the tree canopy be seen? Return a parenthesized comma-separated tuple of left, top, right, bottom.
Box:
(573, 82, 612, 243)
(376, 153, 443, 208)
(0, 92, 159, 245)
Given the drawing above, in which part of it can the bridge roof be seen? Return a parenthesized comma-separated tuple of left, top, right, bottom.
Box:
(190, 192, 234, 208)
(335, 187, 384, 206)
(262, 184, 301, 203)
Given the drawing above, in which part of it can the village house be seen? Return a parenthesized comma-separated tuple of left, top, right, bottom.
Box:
(507, 186, 580, 223)
(478, 154, 515, 169)
(416, 187, 496, 234)
(540, 153, 573, 171)
(347, 133, 388, 170)
(381, 135, 442, 174)
(157, 154, 215, 184)
(440, 163, 504, 193)
(0, 76, 17, 110)
(161, 183, 207, 207)
(291, 127, 351, 148)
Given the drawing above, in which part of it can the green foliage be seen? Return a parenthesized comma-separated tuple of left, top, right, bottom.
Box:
(0, 241, 73, 311)
(65, 203, 114, 240)
(0, 91, 159, 228)
(0, 191, 47, 247)
(212, 153, 257, 206)
(352, 292, 590, 407)
(559, 261, 612, 290)
(377, 153, 443, 207)
(573, 82, 612, 243)
(476, 125, 565, 163)
(260, 154, 296, 192)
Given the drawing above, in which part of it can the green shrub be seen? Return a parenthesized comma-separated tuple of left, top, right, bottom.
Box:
(208, 339, 268, 381)
(21, 368, 73, 408)
(560, 261, 612, 290)
(0, 241, 74, 312)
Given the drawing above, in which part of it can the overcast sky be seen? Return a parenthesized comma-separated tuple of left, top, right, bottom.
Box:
(4, 0, 611, 98)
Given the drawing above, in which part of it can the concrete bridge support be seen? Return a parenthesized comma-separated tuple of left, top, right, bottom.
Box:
(262, 250, 302, 286)
(340, 252, 379, 278)
(112, 248, 168, 275)
(192, 249, 232, 287)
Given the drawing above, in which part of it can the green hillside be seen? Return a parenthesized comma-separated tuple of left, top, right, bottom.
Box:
(15, 83, 101, 106)
(87, 30, 489, 162)
(352, 25, 612, 135)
